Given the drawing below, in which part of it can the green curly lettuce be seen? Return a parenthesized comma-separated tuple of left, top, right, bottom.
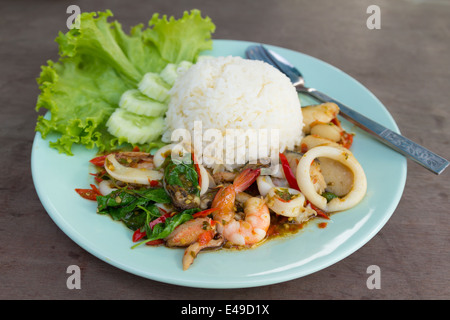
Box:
(35, 9, 215, 155)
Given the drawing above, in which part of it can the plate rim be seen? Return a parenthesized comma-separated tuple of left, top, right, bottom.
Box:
(31, 39, 407, 289)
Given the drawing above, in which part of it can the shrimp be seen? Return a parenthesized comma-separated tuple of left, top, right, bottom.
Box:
(211, 168, 261, 225)
(211, 168, 270, 246)
(222, 197, 270, 246)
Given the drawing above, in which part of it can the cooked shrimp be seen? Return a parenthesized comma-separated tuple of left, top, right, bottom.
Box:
(211, 168, 261, 225)
(222, 197, 270, 246)
(211, 168, 270, 246)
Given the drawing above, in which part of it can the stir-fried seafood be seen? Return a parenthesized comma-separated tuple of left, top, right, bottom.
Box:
(78, 103, 367, 270)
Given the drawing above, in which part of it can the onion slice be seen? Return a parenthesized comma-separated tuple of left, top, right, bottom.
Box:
(197, 163, 210, 196)
(104, 154, 163, 185)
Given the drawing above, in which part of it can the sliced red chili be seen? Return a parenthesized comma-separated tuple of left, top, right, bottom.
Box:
(331, 117, 342, 129)
(89, 184, 101, 195)
(132, 228, 147, 242)
(148, 179, 159, 187)
(279, 153, 300, 191)
(192, 153, 202, 188)
(145, 239, 164, 246)
(75, 188, 99, 201)
(192, 208, 218, 218)
(148, 212, 171, 230)
(89, 155, 108, 167)
(341, 132, 354, 149)
(308, 201, 330, 220)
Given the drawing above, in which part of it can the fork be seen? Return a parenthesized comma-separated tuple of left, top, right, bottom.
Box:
(245, 44, 449, 175)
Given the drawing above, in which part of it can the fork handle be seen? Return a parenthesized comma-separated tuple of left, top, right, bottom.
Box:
(302, 88, 449, 175)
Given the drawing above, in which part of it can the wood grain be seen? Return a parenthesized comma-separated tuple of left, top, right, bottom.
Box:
(1, 0, 449, 299)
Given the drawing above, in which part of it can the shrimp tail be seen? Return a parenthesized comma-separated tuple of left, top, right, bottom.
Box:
(233, 168, 261, 193)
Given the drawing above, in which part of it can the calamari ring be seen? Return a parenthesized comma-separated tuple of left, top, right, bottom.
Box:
(296, 146, 367, 212)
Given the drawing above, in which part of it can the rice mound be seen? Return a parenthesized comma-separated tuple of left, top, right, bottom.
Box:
(162, 56, 303, 169)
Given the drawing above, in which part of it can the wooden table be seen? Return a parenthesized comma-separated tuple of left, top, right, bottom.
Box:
(1, 0, 449, 300)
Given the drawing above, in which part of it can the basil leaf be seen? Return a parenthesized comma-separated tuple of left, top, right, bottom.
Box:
(122, 210, 147, 230)
(146, 212, 193, 242)
(164, 159, 199, 196)
(96, 187, 171, 228)
(322, 191, 339, 203)
(132, 188, 172, 204)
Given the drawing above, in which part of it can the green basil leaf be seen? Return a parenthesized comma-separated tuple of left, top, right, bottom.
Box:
(164, 159, 199, 196)
(322, 191, 339, 203)
(146, 212, 193, 242)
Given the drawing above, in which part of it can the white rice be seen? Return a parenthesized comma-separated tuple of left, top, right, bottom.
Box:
(162, 56, 303, 170)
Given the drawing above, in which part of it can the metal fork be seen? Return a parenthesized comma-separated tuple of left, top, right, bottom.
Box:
(245, 44, 449, 175)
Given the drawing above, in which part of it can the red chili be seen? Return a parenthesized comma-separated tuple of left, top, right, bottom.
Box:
(148, 212, 171, 230)
(132, 228, 147, 242)
(133, 207, 171, 243)
(75, 189, 98, 201)
(192, 153, 202, 189)
(308, 201, 330, 220)
(331, 117, 354, 149)
(331, 117, 342, 128)
(145, 239, 164, 246)
(341, 132, 354, 149)
(148, 179, 159, 187)
(279, 153, 300, 191)
(89, 155, 108, 167)
(75, 184, 102, 201)
(192, 208, 218, 218)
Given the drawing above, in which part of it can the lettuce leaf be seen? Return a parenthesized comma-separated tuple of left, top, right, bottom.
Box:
(35, 9, 215, 155)
(146, 10, 215, 64)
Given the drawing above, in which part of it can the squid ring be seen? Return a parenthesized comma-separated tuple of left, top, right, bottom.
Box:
(265, 187, 306, 218)
(296, 146, 367, 212)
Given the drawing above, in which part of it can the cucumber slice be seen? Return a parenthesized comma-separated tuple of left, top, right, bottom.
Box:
(119, 89, 168, 117)
(138, 72, 171, 102)
(106, 108, 165, 144)
(176, 60, 193, 75)
(160, 61, 193, 86)
(160, 63, 178, 86)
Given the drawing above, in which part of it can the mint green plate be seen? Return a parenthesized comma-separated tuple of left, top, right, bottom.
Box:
(31, 40, 407, 288)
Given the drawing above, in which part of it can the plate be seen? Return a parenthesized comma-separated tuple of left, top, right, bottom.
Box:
(31, 39, 407, 288)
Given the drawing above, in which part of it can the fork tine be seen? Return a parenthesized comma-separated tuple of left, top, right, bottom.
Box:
(245, 45, 265, 61)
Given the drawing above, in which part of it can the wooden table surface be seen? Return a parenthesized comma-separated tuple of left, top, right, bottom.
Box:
(1, 0, 449, 300)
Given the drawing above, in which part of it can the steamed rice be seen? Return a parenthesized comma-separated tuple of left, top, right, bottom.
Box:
(162, 56, 303, 169)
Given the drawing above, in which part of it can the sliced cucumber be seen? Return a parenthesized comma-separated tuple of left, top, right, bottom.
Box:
(160, 61, 193, 86)
(138, 72, 171, 102)
(106, 108, 165, 144)
(119, 89, 168, 117)
(159, 63, 178, 86)
(176, 60, 193, 75)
